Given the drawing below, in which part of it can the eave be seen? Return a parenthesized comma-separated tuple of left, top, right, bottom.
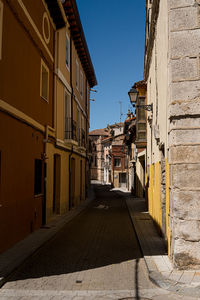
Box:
(45, 0, 66, 29)
(62, 0, 97, 87)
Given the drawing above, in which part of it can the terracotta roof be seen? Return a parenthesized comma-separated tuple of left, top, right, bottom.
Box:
(133, 80, 147, 88)
(89, 128, 110, 136)
(108, 122, 124, 128)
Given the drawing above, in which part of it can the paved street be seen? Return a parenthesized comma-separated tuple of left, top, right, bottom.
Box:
(0, 184, 198, 299)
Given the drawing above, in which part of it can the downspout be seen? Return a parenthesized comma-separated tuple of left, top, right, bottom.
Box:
(42, 125, 49, 225)
(42, 26, 57, 224)
(69, 33, 73, 210)
(127, 146, 129, 191)
(85, 80, 88, 198)
(69, 145, 73, 210)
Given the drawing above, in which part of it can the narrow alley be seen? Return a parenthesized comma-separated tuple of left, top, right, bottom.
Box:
(0, 184, 195, 300)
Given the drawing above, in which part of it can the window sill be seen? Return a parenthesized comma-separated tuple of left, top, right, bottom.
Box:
(34, 194, 44, 198)
(64, 139, 78, 146)
(66, 64, 70, 72)
(41, 96, 49, 103)
(78, 145, 86, 151)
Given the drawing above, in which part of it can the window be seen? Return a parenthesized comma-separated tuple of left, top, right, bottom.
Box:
(138, 123, 146, 131)
(138, 132, 146, 140)
(66, 33, 70, 68)
(76, 60, 79, 90)
(114, 158, 121, 167)
(34, 159, 42, 195)
(0, 1, 3, 60)
(77, 107, 81, 145)
(64, 91, 71, 139)
(80, 70, 83, 97)
(40, 60, 49, 101)
(139, 97, 145, 105)
(138, 108, 145, 120)
(77, 106, 80, 129)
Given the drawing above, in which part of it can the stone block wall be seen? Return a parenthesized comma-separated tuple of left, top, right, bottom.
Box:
(168, 0, 200, 269)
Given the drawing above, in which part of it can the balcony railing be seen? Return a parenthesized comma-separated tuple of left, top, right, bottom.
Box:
(64, 117, 72, 140)
(73, 120, 77, 141)
(78, 128, 86, 147)
(64, 118, 77, 141)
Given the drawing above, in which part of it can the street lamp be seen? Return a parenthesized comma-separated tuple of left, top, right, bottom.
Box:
(128, 86, 153, 112)
(128, 87, 138, 104)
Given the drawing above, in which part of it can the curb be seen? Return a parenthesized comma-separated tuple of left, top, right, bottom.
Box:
(125, 197, 200, 298)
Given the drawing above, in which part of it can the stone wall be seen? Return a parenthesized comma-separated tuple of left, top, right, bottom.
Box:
(168, 0, 200, 269)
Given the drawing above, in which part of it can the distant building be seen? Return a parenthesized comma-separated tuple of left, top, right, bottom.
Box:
(89, 123, 124, 184)
(111, 134, 127, 189)
(89, 128, 110, 181)
(102, 136, 112, 184)
(123, 113, 136, 193)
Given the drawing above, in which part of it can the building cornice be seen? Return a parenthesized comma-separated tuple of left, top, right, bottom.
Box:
(62, 0, 97, 87)
(144, 0, 160, 81)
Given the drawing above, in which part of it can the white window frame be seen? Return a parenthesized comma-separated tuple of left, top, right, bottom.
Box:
(75, 59, 79, 90)
(40, 59, 49, 102)
(0, 1, 3, 60)
(80, 70, 83, 97)
(66, 32, 70, 70)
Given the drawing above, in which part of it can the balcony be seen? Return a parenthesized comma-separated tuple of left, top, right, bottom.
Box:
(64, 117, 72, 140)
(78, 128, 86, 148)
(64, 118, 77, 142)
(73, 120, 77, 141)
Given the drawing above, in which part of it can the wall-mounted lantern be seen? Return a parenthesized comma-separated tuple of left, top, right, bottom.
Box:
(128, 86, 153, 112)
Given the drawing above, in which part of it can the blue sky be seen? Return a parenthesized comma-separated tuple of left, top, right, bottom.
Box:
(76, 0, 146, 131)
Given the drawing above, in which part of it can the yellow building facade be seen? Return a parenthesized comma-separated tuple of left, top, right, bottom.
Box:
(144, 0, 171, 253)
(45, 0, 97, 223)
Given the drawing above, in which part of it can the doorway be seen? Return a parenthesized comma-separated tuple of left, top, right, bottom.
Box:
(71, 157, 75, 207)
(119, 172, 126, 188)
(42, 162, 47, 225)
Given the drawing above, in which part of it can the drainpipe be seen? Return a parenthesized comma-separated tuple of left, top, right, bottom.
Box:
(68, 33, 73, 210)
(85, 79, 89, 198)
(69, 145, 73, 210)
(42, 125, 49, 224)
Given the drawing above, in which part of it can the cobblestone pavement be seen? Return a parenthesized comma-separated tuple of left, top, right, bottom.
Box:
(0, 184, 198, 299)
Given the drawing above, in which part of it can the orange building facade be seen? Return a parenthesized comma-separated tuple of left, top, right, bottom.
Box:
(0, 0, 96, 254)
